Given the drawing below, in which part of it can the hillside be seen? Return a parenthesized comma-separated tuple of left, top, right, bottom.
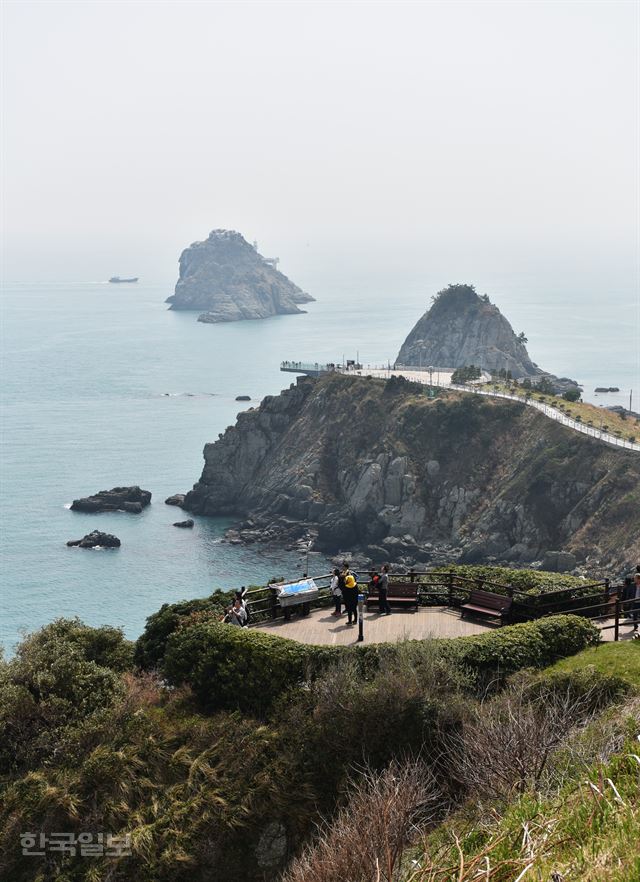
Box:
(166, 229, 314, 322)
(2, 611, 638, 882)
(183, 372, 640, 574)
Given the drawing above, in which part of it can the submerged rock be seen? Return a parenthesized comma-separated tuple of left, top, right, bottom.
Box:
(67, 530, 121, 548)
(166, 229, 314, 323)
(173, 519, 194, 528)
(71, 486, 151, 513)
(236, 395, 251, 401)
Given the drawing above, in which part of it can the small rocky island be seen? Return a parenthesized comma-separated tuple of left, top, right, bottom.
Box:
(71, 486, 152, 514)
(166, 229, 314, 323)
(67, 530, 121, 548)
(397, 284, 579, 395)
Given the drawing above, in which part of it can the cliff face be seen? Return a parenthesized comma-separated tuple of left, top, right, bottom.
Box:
(184, 374, 640, 573)
(397, 284, 539, 377)
(166, 230, 314, 323)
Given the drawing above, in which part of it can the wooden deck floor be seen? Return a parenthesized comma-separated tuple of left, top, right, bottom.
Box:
(254, 607, 638, 646)
(253, 605, 494, 646)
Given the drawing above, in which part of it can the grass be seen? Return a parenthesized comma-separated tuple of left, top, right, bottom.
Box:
(542, 641, 640, 689)
(413, 748, 640, 881)
(482, 381, 639, 442)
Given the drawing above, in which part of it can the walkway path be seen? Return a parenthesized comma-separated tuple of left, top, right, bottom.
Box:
(351, 367, 640, 453)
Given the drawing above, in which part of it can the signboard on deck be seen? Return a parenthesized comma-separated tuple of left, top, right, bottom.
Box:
(273, 578, 320, 608)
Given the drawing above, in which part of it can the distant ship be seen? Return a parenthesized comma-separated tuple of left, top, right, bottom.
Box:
(109, 276, 139, 284)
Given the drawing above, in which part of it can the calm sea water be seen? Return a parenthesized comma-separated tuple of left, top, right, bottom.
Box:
(1, 272, 637, 652)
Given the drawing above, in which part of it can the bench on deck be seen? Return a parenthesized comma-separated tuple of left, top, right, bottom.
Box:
(366, 581, 419, 609)
(460, 589, 512, 625)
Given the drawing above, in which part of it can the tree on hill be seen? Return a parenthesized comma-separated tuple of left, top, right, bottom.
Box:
(451, 365, 482, 384)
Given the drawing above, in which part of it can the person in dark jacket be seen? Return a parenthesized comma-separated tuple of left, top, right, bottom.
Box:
(378, 564, 391, 615)
(341, 565, 359, 625)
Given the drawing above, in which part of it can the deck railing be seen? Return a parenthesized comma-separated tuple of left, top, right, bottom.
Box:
(245, 569, 631, 638)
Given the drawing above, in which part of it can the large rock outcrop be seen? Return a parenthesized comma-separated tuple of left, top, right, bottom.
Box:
(166, 230, 314, 323)
(397, 284, 540, 377)
(71, 486, 151, 513)
(183, 373, 640, 574)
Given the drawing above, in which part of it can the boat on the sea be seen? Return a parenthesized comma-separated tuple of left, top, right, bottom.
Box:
(109, 276, 139, 284)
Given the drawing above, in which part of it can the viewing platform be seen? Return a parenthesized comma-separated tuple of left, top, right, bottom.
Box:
(255, 605, 491, 646)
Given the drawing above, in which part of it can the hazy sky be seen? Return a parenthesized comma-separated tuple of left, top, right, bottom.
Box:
(2, 0, 638, 283)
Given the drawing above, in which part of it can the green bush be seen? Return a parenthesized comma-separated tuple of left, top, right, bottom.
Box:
(163, 615, 598, 714)
(427, 564, 596, 597)
(134, 590, 235, 669)
(437, 615, 600, 688)
(163, 622, 340, 715)
(0, 619, 127, 773)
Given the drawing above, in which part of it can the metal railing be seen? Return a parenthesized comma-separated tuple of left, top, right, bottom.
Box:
(245, 569, 630, 637)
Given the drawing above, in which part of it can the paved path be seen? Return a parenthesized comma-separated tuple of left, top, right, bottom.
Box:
(254, 605, 492, 646)
(597, 617, 639, 642)
(349, 367, 640, 453)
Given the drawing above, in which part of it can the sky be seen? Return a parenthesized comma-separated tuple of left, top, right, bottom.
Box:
(1, 0, 638, 284)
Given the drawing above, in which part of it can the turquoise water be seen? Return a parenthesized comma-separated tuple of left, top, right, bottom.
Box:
(1, 273, 637, 652)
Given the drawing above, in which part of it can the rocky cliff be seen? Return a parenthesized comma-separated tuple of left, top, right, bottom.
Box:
(397, 284, 540, 377)
(184, 373, 640, 574)
(166, 230, 314, 323)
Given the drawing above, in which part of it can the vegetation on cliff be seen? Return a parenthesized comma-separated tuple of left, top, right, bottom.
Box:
(184, 373, 640, 573)
(2, 601, 622, 881)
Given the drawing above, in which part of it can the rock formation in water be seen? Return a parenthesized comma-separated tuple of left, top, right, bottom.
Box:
(183, 373, 639, 574)
(166, 230, 314, 323)
(67, 530, 121, 548)
(71, 486, 152, 514)
(165, 494, 186, 507)
(396, 284, 579, 395)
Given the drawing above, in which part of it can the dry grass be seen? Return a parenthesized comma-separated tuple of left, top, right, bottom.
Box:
(484, 382, 639, 442)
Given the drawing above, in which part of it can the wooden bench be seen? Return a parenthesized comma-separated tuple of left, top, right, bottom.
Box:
(366, 581, 419, 609)
(460, 589, 512, 625)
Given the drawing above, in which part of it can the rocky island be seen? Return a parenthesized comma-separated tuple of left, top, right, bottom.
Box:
(397, 284, 579, 394)
(182, 373, 639, 574)
(67, 530, 121, 548)
(166, 229, 314, 323)
(70, 486, 152, 514)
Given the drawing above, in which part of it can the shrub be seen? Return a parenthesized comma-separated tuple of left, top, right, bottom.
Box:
(163, 616, 597, 715)
(163, 622, 340, 715)
(437, 616, 600, 689)
(0, 619, 126, 772)
(134, 590, 235, 669)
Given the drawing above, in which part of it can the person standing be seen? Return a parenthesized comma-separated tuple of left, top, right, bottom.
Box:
(378, 564, 392, 615)
(330, 567, 342, 616)
(342, 566, 359, 625)
(223, 598, 248, 627)
(632, 573, 640, 635)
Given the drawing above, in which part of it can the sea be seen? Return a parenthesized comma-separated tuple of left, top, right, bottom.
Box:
(1, 270, 638, 653)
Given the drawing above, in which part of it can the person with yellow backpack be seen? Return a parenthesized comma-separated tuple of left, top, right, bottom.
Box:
(341, 562, 359, 626)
